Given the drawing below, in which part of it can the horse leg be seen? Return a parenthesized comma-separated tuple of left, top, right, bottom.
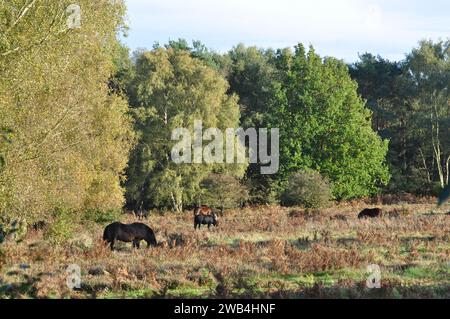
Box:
(110, 240, 115, 251)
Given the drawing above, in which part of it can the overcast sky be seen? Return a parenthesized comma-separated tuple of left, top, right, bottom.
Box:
(122, 0, 450, 62)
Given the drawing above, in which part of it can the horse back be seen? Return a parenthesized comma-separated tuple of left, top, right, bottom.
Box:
(194, 206, 213, 216)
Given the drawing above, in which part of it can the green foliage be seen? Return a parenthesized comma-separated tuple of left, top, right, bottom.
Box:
(0, 218, 28, 242)
(224, 45, 280, 205)
(161, 39, 227, 72)
(385, 167, 431, 195)
(268, 45, 390, 199)
(125, 48, 246, 212)
(200, 174, 249, 211)
(44, 210, 76, 245)
(0, 1, 134, 219)
(281, 170, 333, 208)
(109, 42, 135, 96)
(245, 176, 280, 205)
(405, 40, 450, 189)
(227, 44, 278, 128)
(82, 209, 122, 225)
(1, 0, 447, 220)
(351, 40, 450, 192)
(349, 53, 402, 131)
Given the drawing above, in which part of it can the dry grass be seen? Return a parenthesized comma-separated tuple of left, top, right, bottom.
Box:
(0, 196, 449, 299)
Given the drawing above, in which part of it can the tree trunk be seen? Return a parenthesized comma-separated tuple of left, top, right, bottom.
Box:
(445, 155, 450, 186)
(418, 148, 431, 182)
(433, 143, 445, 188)
(401, 115, 407, 173)
(170, 191, 182, 213)
(431, 93, 445, 188)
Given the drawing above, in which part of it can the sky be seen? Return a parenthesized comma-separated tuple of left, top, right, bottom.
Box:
(122, 0, 450, 62)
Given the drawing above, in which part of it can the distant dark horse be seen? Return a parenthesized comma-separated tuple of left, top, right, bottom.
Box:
(135, 209, 149, 220)
(194, 212, 219, 230)
(133, 202, 149, 220)
(103, 222, 157, 251)
(358, 208, 382, 219)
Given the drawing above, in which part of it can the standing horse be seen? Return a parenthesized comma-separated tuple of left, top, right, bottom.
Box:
(194, 212, 219, 230)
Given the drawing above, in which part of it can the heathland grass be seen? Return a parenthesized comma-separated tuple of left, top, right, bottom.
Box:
(0, 196, 449, 299)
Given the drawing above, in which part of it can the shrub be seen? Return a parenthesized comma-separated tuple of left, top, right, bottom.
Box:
(44, 210, 75, 245)
(82, 209, 122, 225)
(200, 174, 249, 212)
(281, 170, 332, 208)
(69, 233, 94, 251)
(245, 176, 280, 205)
(0, 218, 28, 242)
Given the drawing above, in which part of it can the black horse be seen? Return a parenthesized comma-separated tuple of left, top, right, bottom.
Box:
(103, 222, 157, 251)
(194, 213, 219, 230)
(358, 208, 382, 219)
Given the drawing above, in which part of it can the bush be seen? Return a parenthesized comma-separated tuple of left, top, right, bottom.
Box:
(0, 218, 28, 242)
(281, 170, 332, 208)
(200, 174, 249, 212)
(44, 210, 75, 245)
(82, 209, 122, 225)
(245, 175, 280, 205)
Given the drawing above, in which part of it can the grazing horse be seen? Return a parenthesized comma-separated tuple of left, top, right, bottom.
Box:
(194, 212, 218, 230)
(358, 208, 382, 219)
(103, 222, 157, 251)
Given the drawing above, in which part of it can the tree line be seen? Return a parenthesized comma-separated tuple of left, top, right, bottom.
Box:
(349, 43, 450, 194)
(0, 1, 448, 222)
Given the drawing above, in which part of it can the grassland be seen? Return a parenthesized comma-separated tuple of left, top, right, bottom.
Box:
(0, 196, 449, 299)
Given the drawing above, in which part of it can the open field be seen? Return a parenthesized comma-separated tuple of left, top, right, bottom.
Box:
(0, 197, 449, 299)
